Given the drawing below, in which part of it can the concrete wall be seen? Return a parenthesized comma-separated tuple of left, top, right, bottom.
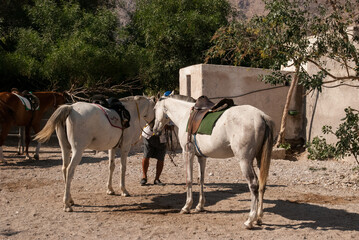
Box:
(281, 26, 359, 144)
(299, 60, 359, 144)
(179, 64, 304, 141)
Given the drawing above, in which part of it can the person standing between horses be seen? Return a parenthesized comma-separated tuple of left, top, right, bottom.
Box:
(140, 91, 173, 186)
(140, 120, 167, 186)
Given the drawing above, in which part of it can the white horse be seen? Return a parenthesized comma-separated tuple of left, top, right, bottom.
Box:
(35, 96, 155, 212)
(152, 95, 274, 229)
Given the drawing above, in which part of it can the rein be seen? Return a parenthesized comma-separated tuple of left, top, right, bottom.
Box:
(131, 100, 151, 146)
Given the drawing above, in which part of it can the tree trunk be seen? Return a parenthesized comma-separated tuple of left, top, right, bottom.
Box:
(275, 65, 300, 147)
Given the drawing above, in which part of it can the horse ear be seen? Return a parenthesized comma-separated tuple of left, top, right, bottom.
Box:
(156, 92, 161, 100)
(150, 96, 156, 103)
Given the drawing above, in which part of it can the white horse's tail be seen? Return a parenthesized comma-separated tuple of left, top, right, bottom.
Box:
(34, 104, 73, 143)
(256, 116, 274, 224)
(258, 116, 274, 193)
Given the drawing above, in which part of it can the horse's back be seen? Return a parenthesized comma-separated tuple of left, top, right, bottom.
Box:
(66, 102, 122, 150)
(0, 92, 31, 125)
(194, 105, 273, 158)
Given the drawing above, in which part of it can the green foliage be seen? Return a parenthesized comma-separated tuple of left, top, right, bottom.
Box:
(205, 0, 359, 90)
(129, 0, 231, 93)
(278, 142, 291, 151)
(308, 107, 359, 164)
(0, 0, 135, 92)
(205, 21, 278, 68)
(323, 107, 359, 164)
(307, 136, 336, 160)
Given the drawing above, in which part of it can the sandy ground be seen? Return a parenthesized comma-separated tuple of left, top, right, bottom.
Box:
(1, 141, 359, 240)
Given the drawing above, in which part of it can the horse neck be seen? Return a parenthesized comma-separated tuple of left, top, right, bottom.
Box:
(165, 98, 194, 128)
(35, 92, 56, 112)
(123, 97, 151, 128)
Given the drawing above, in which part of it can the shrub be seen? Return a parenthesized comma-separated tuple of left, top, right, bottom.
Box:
(307, 136, 336, 160)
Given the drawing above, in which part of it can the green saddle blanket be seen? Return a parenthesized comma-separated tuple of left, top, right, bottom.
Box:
(196, 110, 225, 135)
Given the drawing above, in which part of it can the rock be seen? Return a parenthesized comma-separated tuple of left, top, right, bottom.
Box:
(272, 147, 286, 159)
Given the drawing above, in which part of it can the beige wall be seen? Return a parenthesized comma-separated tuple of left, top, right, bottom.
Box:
(299, 60, 359, 144)
(179, 64, 304, 141)
(282, 26, 359, 144)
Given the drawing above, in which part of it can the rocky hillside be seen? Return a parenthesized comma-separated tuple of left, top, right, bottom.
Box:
(115, 0, 267, 25)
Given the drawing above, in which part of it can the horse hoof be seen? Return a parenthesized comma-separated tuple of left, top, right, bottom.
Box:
(64, 206, 73, 212)
(121, 192, 130, 197)
(107, 190, 115, 195)
(194, 207, 204, 213)
(244, 221, 253, 230)
(33, 154, 39, 160)
(180, 209, 190, 214)
(256, 219, 263, 226)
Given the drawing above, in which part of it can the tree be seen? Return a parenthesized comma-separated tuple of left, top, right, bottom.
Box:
(205, 0, 359, 147)
(128, 0, 232, 93)
(0, 0, 138, 94)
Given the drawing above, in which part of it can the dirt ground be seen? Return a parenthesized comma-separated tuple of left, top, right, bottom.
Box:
(1, 141, 359, 240)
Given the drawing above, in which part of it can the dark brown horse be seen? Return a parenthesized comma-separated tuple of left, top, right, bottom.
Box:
(0, 91, 66, 162)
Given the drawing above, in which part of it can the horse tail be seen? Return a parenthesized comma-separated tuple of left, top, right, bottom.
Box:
(258, 116, 273, 193)
(257, 115, 274, 223)
(34, 105, 72, 143)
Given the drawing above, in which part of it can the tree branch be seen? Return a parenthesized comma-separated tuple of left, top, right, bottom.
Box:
(307, 58, 359, 82)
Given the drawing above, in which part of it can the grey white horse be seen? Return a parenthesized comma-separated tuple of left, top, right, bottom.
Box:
(35, 96, 155, 212)
(153, 95, 274, 229)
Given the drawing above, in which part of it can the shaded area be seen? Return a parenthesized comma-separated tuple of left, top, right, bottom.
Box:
(264, 199, 359, 231)
(0, 229, 22, 238)
(67, 182, 359, 232)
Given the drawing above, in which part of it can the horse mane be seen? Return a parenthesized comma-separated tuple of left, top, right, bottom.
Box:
(165, 94, 196, 103)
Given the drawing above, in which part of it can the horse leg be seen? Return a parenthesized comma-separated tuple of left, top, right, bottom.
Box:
(17, 127, 25, 155)
(119, 147, 130, 197)
(106, 148, 116, 195)
(33, 142, 41, 160)
(0, 123, 11, 163)
(180, 145, 195, 214)
(239, 158, 259, 229)
(63, 148, 84, 212)
(55, 124, 74, 206)
(194, 156, 206, 213)
(33, 126, 42, 160)
(60, 144, 72, 205)
(24, 125, 32, 160)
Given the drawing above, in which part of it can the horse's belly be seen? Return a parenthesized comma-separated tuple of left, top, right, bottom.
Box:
(87, 131, 121, 150)
(203, 147, 234, 158)
(195, 135, 234, 158)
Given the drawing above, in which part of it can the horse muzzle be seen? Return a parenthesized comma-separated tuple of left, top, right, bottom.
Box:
(152, 122, 163, 136)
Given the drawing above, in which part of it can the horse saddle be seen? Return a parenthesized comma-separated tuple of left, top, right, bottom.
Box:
(91, 95, 131, 128)
(13, 91, 40, 111)
(187, 96, 234, 135)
